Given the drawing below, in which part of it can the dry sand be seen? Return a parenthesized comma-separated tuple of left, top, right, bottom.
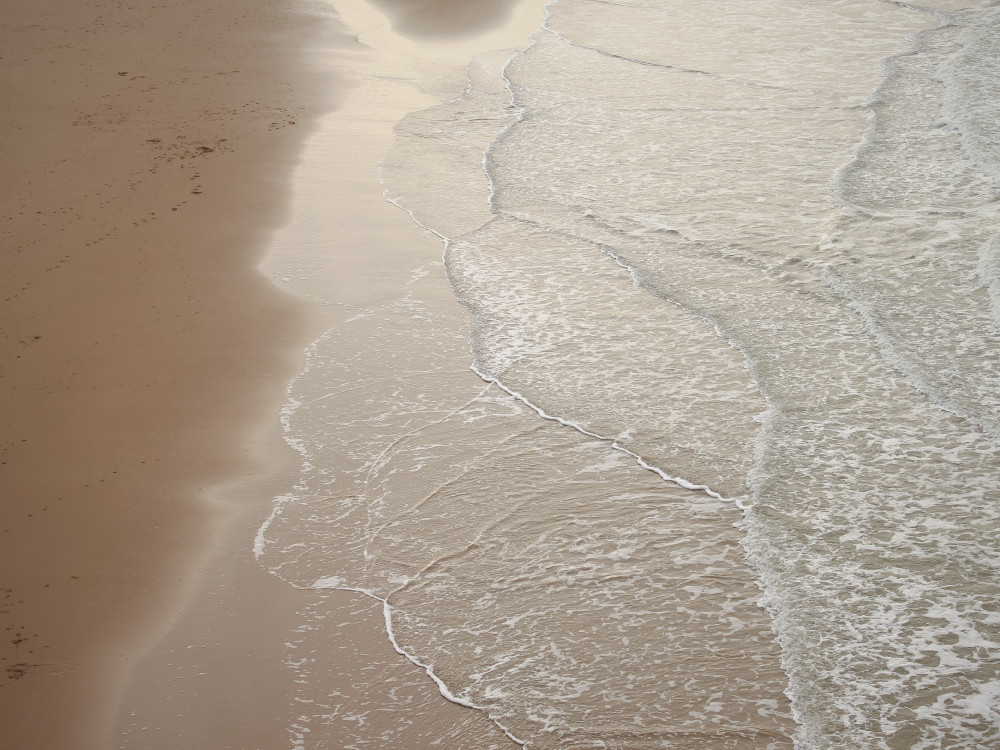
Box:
(2, 0, 545, 747)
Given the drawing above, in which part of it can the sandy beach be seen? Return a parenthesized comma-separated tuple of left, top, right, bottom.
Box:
(115, 0, 551, 745)
(2, 0, 546, 747)
(12, 0, 972, 747)
(1, 0, 348, 744)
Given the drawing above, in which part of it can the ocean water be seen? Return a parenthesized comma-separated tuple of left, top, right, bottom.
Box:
(257, 1, 1000, 747)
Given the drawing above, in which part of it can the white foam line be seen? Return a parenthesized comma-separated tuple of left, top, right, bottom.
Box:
(306, 580, 529, 746)
(824, 6, 1000, 443)
(378, 39, 528, 227)
(353, 17, 544, 745)
(382, 193, 449, 242)
(478, 13, 766, 509)
(587, 239, 771, 514)
(254, 334, 328, 560)
(469, 364, 737, 506)
(376, 0, 741, 509)
(362, 7, 750, 743)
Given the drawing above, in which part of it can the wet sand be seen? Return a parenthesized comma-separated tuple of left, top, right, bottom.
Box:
(1, 0, 546, 747)
(118, 0, 550, 745)
(1, 0, 342, 746)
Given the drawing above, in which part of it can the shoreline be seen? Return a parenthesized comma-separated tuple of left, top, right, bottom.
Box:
(0, 0, 346, 745)
(116, 0, 551, 745)
(111, 1, 555, 746)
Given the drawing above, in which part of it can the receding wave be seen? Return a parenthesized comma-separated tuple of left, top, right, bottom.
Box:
(258, 1, 1000, 747)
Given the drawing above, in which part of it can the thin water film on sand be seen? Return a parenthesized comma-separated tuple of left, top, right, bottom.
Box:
(259, 1, 1000, 747)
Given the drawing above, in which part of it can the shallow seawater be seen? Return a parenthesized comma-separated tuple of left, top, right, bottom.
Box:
(258, 1, 1000, 747)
